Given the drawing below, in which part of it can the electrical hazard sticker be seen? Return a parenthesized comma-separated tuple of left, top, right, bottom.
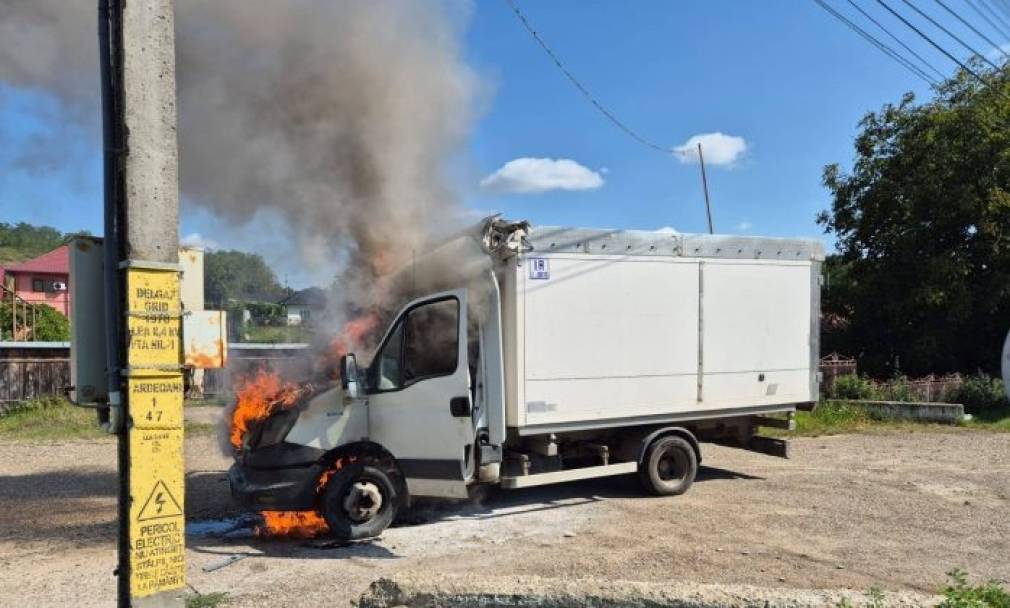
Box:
(528, 257, 550, 280)
(137, 480, 183, 521)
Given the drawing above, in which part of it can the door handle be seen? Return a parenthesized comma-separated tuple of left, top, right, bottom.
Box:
(449, 396, 472, 418)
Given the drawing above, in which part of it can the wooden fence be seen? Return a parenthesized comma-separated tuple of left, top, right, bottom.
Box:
(0, 358, 70, 414)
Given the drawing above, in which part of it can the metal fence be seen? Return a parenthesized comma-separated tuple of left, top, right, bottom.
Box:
(0, 358, 70, 413)
(201, 345, 313, 403)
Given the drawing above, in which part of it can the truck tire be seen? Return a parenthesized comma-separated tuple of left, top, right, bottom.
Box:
(321, 462, 399, 541)
(639, 435, 697, 496)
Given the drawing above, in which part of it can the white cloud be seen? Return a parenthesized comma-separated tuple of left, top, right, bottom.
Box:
(480, 157, 605, 194)
(674, 132, 748, 167)
(180, 232, 219, 250)
(736, 220, 753, 232)
(656, 226, 679, 234)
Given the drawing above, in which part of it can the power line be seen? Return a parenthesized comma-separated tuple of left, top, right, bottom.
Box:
(845, 0, 947, 79)
(901, 0, 1002, 70)
(875, 0, 992, 85)
(502, 0, 681, 155)
(814, 0, 941, 84)
(934, 0, 1010, 61)
(980, 0, 1010, 27)
(969, 0, 1010, 39)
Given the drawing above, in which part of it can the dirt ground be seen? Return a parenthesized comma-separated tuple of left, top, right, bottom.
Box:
(1, 428, 1008, 607)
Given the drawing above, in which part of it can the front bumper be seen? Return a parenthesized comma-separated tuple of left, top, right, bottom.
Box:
(229, 442, 327, 511)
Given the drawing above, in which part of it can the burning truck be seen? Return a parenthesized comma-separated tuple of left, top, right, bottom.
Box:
(229, 217, 824, 540)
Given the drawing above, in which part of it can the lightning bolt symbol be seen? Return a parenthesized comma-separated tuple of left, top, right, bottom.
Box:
(155, 492, 165, 514)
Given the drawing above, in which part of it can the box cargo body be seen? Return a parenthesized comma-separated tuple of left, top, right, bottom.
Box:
(502, 228, 822, 434)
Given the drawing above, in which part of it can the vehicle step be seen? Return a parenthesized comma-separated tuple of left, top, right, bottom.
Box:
(500, 461, 637, 489)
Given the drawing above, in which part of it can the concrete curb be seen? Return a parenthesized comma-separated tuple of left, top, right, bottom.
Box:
(356, 574, 939, 608)
(841, 400, 964, 425)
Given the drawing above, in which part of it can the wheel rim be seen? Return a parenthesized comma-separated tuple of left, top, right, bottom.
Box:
(342, 480, 383, 523)
(657, 448, 688, 483)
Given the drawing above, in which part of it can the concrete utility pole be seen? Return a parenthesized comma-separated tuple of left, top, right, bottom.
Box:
(100, 0, 186, 606)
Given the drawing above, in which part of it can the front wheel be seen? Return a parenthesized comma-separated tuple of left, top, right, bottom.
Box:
(639, 435, 698, 496)
(321, 463, 399, 541)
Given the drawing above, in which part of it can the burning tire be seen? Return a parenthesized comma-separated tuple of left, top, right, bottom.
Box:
(320, 462, 398, 540)
(639, 435, 697, 496)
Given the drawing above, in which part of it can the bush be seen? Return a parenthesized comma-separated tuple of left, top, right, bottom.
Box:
(939, 569, 1010, 607)
(879, 373, 917, 402)
(828, 374, 880, 400)
(0, 300, 69, 341)
(944, 373, 1008, 416)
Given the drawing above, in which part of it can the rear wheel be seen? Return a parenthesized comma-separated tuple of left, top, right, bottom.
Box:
(639, 435, 697, 496)
(321, 463, 398, 541)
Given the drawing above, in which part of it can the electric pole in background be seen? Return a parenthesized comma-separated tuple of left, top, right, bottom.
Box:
(697, 143, 714, 234)
(99, 0, 186, 606)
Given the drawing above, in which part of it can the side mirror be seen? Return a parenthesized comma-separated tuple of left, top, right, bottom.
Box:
(340, 354, 359, 394)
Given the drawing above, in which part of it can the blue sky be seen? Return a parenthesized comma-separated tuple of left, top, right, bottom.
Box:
(1, 0, 997, 287)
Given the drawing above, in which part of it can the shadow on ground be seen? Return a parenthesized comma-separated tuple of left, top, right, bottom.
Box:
(183, 463, 762, 561)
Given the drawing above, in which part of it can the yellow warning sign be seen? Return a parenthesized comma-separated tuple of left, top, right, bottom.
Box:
(126, 267, 186, 599)
(127, 269, 182, 370)
(129, 375, 184, 429)
(128, 428, 186, 597)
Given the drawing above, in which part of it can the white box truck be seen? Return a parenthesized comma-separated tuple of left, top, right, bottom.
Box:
(229, 218, 824, 540)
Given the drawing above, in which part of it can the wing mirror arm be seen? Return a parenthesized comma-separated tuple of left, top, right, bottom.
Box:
(340, 354, 361, 398)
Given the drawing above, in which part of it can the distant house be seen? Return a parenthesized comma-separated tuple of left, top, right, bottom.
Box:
(280, 287, 328, 326)
(0, 245, 71, 317)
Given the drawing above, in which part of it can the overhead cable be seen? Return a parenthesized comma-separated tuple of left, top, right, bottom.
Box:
(934, 0, 1010, 60)
(875, 0, 992, 86)
(502, 0, 682, 155)
(965, 0, 1010, 40)
(814, 0, 940, 84)
(901, 0, 1002, 70)
(845, 0, 947, 79)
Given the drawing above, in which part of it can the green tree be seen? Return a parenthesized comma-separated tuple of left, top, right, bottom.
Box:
(204, 250, 285, 308)
(819, 63, 1010, 377)
(0, 221, 88, 265)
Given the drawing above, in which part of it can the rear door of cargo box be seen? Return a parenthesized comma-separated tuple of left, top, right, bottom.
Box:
(700, 260, 814, 408)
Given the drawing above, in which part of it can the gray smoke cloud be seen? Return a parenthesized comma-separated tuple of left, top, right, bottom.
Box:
(0, 0, 480, 315)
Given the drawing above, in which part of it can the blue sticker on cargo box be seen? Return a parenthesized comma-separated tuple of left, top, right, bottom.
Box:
(529, 257, 550, 279)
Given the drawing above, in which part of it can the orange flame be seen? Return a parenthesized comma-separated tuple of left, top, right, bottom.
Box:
(255, 458, 355, 538)
(325, 312, 381, 378)
(256, 511, 329, 538)
(229, 369, 303, 450)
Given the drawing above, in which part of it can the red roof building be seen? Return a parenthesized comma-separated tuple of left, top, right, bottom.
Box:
(1, 245, 71, 317)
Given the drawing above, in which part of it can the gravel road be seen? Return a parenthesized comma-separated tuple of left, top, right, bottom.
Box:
(1, 429, 1007, 607)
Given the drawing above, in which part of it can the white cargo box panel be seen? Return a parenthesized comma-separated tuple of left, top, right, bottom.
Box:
(504, 227, 823, 433)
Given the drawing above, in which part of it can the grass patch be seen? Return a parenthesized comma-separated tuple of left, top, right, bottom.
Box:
(185, 592, 228, 608)
(0, 398, 219, 441)
(769, 400, 1010, 437)
(0, 398, 107, 440)
(837, 570, 1009, 607)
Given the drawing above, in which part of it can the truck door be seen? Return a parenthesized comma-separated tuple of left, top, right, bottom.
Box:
(366, 289, 475, 498)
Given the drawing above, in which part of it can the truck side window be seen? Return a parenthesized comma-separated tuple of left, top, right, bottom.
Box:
(403, 298, 458, 384)
(376, 322, 404, 390)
